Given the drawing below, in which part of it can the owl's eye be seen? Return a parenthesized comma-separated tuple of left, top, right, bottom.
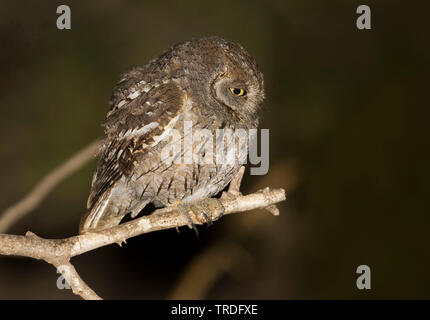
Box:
(229, 87, 247, 96)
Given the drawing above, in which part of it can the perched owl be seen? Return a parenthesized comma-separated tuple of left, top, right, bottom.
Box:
(79, 36, 265, 233)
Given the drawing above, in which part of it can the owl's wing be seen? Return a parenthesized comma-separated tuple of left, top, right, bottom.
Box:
(86, 80, 185, 211)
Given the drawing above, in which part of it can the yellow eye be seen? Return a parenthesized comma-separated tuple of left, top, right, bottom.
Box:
(229, 88, 246, 96)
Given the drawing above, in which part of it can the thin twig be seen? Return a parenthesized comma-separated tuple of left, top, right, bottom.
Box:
(0, 139, 101, 233)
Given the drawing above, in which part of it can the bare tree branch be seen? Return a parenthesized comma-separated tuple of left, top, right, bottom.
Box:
(0, 186, 286, 300)
(0, 140, 101, 233)
(53, 261, 102, 300)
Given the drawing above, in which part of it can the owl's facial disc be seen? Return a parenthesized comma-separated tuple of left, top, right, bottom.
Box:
(212, 74, 261, 117)
(213, 77, 246, 108)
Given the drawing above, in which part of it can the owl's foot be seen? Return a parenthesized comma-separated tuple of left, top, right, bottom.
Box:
(174, 203, 198, 234)
(191, 198, 225, 226)
(172, 198, 225, 235)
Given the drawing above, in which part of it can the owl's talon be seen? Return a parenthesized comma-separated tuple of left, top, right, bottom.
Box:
(192, 198, 225, 225)
(191, 202, 213, 226)
(172, 198, 224, 233)
(201, 211, 213, 226)
(175, 204, 198, 234)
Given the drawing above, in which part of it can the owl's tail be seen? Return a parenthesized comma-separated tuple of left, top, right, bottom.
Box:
(79, 189, 122, 234)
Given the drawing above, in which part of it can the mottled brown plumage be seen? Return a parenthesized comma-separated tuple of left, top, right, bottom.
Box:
(79, 37, 265, 233)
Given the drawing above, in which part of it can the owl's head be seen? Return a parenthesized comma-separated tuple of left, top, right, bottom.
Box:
(169, 37, 265, 125)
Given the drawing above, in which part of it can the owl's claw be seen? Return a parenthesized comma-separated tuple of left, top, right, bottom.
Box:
(176, 204, 199, 235)
(172, 198, 225, 235)
(193, 198, 225, 225)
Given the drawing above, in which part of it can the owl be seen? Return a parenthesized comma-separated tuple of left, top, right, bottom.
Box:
(79, 36, 265, 233)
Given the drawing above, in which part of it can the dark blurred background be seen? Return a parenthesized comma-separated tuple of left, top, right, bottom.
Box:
(0, 0, 428, 299)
